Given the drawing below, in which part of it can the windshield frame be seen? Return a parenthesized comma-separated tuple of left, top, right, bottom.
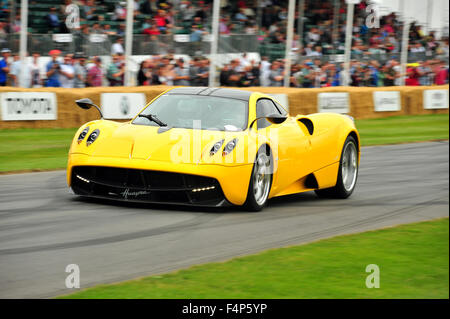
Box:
(132, 93, 249, 132)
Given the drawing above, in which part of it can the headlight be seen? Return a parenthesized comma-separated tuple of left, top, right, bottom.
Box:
(77, 126, 90, 144)
(222, 138, 238, 156)
(86, 129, 100, 146)
(210, 139, 224, 156)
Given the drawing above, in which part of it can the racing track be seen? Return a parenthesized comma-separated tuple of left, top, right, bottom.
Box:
(0, 141, 448, 298)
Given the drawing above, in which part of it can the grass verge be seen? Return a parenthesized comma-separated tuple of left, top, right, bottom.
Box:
(0, 128, 77, 173)
(60, 218, 449, 299)
(0, 114, 448, 172)
(356, 114, 449, 146)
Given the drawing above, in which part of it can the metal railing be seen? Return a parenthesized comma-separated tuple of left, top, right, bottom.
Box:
(1, 33, 447, 66)
(0, 33, 261, 56)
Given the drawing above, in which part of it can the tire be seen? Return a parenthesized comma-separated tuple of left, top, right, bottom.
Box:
(315, 135, 359, 199)
(244, 147, 273, 211)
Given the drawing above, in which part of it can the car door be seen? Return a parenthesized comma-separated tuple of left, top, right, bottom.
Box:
(256, 98, 310, 194)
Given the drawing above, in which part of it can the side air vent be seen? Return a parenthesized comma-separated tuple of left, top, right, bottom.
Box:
(298, 118, 314, 135)
(304, 174, 319, 189)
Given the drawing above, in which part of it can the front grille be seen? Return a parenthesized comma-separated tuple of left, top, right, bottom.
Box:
(71, 166, 226, 206)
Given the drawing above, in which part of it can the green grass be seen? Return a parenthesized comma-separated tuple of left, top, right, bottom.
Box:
(0, 128, 77, 172)
(60, 218, 449, 299)
(355, 114, 449, 146)
(0, 114, 448, 172)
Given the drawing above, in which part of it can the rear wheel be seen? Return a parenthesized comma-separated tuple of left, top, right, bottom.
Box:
(244, 147, 273, 211)
(315, 135, 358, 199)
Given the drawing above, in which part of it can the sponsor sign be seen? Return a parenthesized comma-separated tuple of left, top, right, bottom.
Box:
(318, 92, 350, 114)
(423, 90, 449, 110)
(373, 91, 401, 112)
(202, 34, 213, 42)
(0, 92, 57, 121)
(329, 54, 345, 63)
(101, 93, 147, 119)
(52, 33, 73, 43)
(89, 34, 107, 43)
(173, 34, 190, 43)
(267, 94, 289, 112)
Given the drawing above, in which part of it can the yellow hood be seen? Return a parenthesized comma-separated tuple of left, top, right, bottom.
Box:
(71, 122, 247, 165)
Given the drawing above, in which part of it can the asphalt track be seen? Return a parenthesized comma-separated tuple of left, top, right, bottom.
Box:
(0, 141, 448, 298)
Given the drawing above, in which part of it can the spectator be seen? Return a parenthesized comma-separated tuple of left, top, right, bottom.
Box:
(259, 56, 271, 87)
(195, 58, 209, 86)
(300, 61, 315, 88)
(107, 54, 125, 86)
(154, 9, 171, 33)
(0, 0, 9, 19)
(83, 0, 96, 21)
(434, 60, 449, 85)
(30, 52, 42, 88)
(59, 54, 75, 88)
(9, 53, 20, 87)
(111, 37, 125, 55)
(117, 24, 126, 37)
(391, 59, 402, 86)
(45, 50, 62, 87)
(137, 59, 160, 85)
(173, 58, 190, 86)
(143, 23, 161, 36)
(417, 60, 433, 86)
(269, 60, 283, 87)
(158, 64, 176, 85)
(405, 64, 420, 86)
(137, 60, 150, 85)
(46, 7, 61, 31)
(180, 1, 197, 22)
(10, 14, 21, 33)
(0, 48, 10, 86)
(190, 24, 205, 43)
(103, 24, 117, 36)
(114, 2, 127, 20)
(74, 53, 88, 88)
(87, 56, 103, 87)
(383, 61, 396, 86)
(140, 0, 156, 16)
(91, 22, 104, 34)
(219, 63, 231, 86)
(224, 59, 242, 87)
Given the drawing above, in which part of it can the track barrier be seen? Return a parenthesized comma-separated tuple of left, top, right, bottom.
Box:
(0, 85, 448, 129)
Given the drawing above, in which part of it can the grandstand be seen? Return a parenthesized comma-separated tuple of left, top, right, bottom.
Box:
(0, 0, 448, 88)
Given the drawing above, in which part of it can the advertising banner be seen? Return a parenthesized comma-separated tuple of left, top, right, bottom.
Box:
(318, 92, 350, 114)
(0, 92, 57, 121)
(373, 91, 401, 112)
(100, 93, 147, 119)
(423, 90, 449, 109)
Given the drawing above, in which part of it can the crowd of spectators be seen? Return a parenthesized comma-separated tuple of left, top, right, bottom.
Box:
(0, 48, 448, 88)
(0, 0, 448, 88)
(221, 54, 450, 87)
(1, 1, 448, 57)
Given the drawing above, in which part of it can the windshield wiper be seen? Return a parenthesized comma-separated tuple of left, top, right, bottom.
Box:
(138, 114, 167, 127)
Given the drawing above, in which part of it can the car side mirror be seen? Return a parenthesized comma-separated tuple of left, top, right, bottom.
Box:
(265, 113, 288, 124)
(249, 113, 288, 129)
(76, 98, 94, 109)
(75, 98, 103, 119)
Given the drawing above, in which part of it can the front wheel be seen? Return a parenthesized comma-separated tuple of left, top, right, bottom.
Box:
(315, 135, 359, 199)
(244, 148, 273, 211)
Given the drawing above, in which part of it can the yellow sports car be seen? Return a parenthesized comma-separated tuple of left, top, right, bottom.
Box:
(68, 87, 360, 211)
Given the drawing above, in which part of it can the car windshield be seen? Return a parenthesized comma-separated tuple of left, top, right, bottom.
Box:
(132, 94, 248, 131)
